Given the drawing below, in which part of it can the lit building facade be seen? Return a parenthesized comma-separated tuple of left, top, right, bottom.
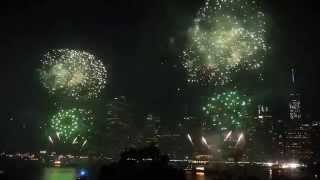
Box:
(143, 114, 161, 145)
(273, 119, 285, 160)
(100, 96, 139, 157)
(284, 124, 313, 161)
(289, 93, 302, 122)
(311, 121, 320, 161)
(159, 132, 183, 159)
(247, 105, 273, 161)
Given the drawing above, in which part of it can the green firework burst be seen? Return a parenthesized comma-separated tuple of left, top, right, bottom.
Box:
(202, 91, 252, 131)
(49, 108, 94, 144)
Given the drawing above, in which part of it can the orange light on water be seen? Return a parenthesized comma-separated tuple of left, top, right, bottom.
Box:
(196, 172, 205, 176)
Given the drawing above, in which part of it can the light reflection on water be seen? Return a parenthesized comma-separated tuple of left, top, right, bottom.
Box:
(185, 167, 274, 180)
(43, 168, 76, 180)
(32, 166, 314, 180)
(185, 171, 206, 180)
(40, 168, 271, 180)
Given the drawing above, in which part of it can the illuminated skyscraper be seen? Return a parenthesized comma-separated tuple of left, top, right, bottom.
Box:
(288, 68, 302, 123)
(284, 69, 312, 161)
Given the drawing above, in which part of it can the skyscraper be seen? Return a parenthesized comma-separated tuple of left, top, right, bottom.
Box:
(284, 124, 312, 161)
(273, 119, 285, 159)
(288, 68, 302, 123)
(284, 69, 312, 161)
(247, 105, 273, 161)
(99, 96, 139, 157)
(143, 114, 161, 145)
(311, 121, 320, 161)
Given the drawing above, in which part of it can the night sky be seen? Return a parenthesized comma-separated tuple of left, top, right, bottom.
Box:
(0, 0, 319, 151)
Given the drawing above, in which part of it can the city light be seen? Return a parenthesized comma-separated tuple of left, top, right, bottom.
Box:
(264, 162, 274, 167)
(196, 172, 205, 176)
(53, 160, 61, 167)
(80, 170, 86, 176)
(281, 162, 303, 169)
(195, 166, 205, 171)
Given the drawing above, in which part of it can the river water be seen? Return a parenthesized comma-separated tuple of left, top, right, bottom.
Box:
(0, 167, 280, 180)
(42, 168, 76, 180)
(4, 167, 267, 180)
(41, 167, 318, 180)
(0, 161, 317, 180)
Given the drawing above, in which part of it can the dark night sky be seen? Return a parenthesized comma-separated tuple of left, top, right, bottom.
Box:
(0, 0, 319, 151)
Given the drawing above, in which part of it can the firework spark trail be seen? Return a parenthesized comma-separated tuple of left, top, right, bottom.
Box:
(224, 131, 232, 141)
(187, 134, 194, 145)
(81, 140, 88, 148)
(39, 49, 108, 100)
(56, 132, 60, 140)
(182, 0, 268, 86)
(202, 136, 208, 146)
(236, 133, 244, 146)
(48, 136, 54, 144)
(72, 136, 78, 144)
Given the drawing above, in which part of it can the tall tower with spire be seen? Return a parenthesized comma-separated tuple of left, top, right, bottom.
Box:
(283, 68, 313, 161)
(288, 68, 302, 123)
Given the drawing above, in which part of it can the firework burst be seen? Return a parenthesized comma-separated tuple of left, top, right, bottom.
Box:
(202, 91, 252, 131)
(49, 108, 94, 144)
(183, 0, 268, 86)
(39, 49, 108, 100)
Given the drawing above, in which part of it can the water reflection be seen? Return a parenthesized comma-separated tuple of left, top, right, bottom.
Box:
(195, 172, 205, 180)
(43, 168, 76, 180)
(268, 168, 272, 179)
(186, 171, 206, 180)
